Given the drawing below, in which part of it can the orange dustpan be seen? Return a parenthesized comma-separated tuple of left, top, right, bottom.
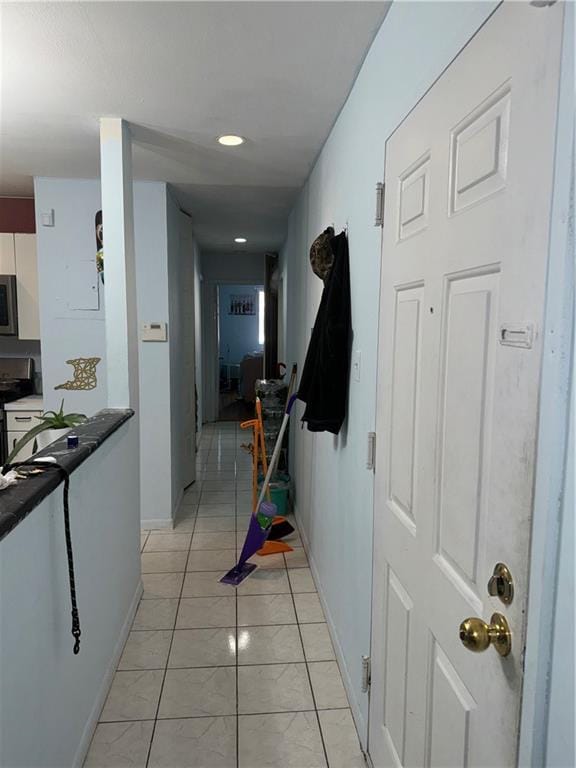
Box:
(257, 540, 292, 556)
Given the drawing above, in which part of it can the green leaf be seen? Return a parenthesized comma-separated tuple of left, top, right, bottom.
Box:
(5, 423, 50, 466)
(4, 400, 88, 465)
(34, 401, 86, 430)
(64, 413, 87, 423)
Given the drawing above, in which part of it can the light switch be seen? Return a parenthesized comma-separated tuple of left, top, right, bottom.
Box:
(41, 209, 54, 227)
(353, 349, 361, 382)
(142, 322, 168, 342)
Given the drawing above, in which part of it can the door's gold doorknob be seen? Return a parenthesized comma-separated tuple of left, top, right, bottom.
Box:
(459, 612, 512, 657)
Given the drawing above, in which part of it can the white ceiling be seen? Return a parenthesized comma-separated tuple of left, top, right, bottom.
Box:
(1, 1, 389, 252)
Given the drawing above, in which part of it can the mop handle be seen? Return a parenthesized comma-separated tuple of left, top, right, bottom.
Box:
(255, 394, 297, 511)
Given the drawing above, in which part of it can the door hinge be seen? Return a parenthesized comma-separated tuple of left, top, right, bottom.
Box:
(374, 182, 385, 227)
(362, 655, 371, 692)
(367, 432, 376, 471)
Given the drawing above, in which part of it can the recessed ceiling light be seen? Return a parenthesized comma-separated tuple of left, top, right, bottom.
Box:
(218, 134, 245, 147)
(234, 237, 247, 244)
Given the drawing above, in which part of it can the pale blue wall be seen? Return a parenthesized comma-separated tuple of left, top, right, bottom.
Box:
(34, 179, 195, 526)
(546, 389, 575, 767)
(202, 252, 264, 284)
(166, 192, 199, 507)
(280, 1, 499, 743)
(218, 284, 263, 365)
(517, 8, 575, 762)
(0, 419, 140, 768)
(167, 193, 183, 508)
(194, 243, 203, 443)
(134, 183, 173, 526)
(545, 60, 575, 761)
(34, 178, 108, 415)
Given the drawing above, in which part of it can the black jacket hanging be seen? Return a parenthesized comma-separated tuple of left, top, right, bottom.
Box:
(297, 230, 352, 435)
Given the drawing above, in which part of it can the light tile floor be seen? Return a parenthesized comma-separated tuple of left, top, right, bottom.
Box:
(85, 422, 365, 768)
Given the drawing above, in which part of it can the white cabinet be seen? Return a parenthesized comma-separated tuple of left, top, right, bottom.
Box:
(6, 407, 43, 462)
(0, 232, 40, 340)
(6, 430, 37, 462)
(7, 410, 39, 431)
(0, 233, 16, 273)
(14, 234, 40, 340)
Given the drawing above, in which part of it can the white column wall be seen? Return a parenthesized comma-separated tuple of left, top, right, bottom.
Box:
(99, 118, 139, 410)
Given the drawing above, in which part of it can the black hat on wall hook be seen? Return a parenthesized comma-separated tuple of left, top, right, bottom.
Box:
(309, 226, 335, 281)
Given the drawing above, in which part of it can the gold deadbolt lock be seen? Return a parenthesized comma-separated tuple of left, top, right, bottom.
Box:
(487, 563, 514, 605)
(459, 612, 512, 657)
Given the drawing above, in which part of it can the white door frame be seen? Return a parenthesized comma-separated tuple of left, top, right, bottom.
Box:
(201, 278, 265, 423)
(518, 3, 574, 763)
(367, 2, 574, 763)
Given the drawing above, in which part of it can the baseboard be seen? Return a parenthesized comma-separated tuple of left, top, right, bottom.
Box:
(295, 512, 368, 750)
(73, 578, 144, 768)
(142, 518, 174, 530)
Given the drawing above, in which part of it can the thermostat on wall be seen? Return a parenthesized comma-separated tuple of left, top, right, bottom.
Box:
(141, 322, 167, 342)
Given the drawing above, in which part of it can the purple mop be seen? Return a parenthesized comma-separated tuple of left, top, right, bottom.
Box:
(221, 394, 298, 586)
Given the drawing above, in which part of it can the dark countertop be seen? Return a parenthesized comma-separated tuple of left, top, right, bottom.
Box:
(0, 409, 134, 542)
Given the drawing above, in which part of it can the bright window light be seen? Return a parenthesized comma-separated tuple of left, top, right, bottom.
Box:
(258, 290, 265, 345)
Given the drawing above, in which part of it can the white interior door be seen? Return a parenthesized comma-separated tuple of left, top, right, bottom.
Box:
(180, 212, 196, 486)
(369, 3, 564, 767)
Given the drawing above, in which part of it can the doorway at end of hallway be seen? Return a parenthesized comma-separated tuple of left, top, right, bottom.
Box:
(218, 284, 264, 421)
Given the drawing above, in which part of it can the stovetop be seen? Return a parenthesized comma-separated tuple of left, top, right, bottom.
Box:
(0, 357, 35, 407)
(0, 382, 34, 406)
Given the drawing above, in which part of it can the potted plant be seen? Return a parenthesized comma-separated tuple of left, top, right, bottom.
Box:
(6, 400, 86, 465)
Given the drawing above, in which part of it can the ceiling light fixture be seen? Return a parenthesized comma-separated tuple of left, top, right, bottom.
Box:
(218, 134, 245, 147)
(234, 237, 247, 244)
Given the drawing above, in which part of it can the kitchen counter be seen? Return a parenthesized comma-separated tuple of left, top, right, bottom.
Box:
(4, 395, 44, 411)
(0, 407, 140, 768)
(0, 408, 134, 541)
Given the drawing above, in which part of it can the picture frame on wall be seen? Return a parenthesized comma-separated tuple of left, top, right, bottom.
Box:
(228, 294, 256, 315)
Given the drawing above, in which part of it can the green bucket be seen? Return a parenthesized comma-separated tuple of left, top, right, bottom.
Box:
(269, 485, 288, 516)
(258, 473, 290, 517)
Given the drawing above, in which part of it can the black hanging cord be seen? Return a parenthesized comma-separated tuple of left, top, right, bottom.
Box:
(2, 460, 81, 654)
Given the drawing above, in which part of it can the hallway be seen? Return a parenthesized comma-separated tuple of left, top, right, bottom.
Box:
(85, 422, 364, 768)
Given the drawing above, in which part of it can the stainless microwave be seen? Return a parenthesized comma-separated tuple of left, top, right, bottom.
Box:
(0, 275, 18, 336)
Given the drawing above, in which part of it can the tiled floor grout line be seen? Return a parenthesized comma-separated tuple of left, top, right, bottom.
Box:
(100, 707, 340, 727)
(139, 448, 203, 763)
(120, 658, 343, 672)
(233, 423, 240, 768)
(92, 424, 355, 766)
(143, 480, 199, 768)
(130, 620, 326, 632)
(285, 532, 332, 768)
(141, 567, 311, 578)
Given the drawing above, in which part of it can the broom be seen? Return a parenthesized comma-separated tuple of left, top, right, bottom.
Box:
(253, 398, 292, 556)
(267, 364, 298, 539)
(255, 396, 294, 549)
(220, 393, 298, 586)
